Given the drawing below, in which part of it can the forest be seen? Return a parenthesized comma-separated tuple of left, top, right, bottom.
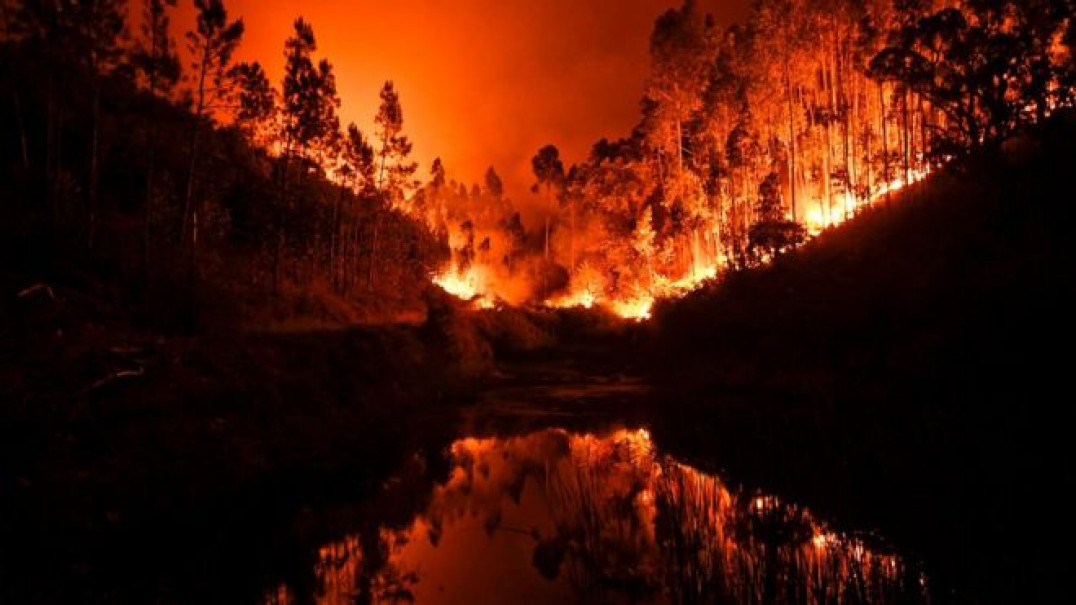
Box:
(432, 0, 1076, 318)
(3, 1, 1076, 602)
(2, 0, 1073, 327)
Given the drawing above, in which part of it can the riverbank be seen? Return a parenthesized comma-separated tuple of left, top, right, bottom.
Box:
(0, 273, 463, 601)
(0, 264, 646, 601)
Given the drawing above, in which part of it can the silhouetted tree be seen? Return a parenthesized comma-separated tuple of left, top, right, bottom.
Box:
(369, 80, 417, 287)
(132, 0, 180, 268)
(484, 166, 504, 200)
(280, 18, 340, 164)
(9, 1, 127, 248)
(373, 81, 417, 204)
(183, 0, 244, 246)
(531, 144, 566, 264)
(233, 61, 275, 145)
(331, 123, 375, 291)
(748, 172, 805, 262)
(270, 17, 341, 289)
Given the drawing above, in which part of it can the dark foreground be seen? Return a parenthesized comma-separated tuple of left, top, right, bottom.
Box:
(5, 120, 1076, 603)
(1, 352, 1068, 603)
(3, 363, 933, 604)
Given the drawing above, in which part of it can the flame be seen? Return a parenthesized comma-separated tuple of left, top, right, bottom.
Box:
(429, 167, 932, 321)
(609, 296, 653, 321)
(432, 264, 496, 309)
(547, 289, 595, 310)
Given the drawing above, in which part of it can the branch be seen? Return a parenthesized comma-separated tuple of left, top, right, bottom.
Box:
(81, 366, 145, 395)
(17, 283, 56, 300)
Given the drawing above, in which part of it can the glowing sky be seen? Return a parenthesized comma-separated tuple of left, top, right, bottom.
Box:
(175, 0, 750, 199)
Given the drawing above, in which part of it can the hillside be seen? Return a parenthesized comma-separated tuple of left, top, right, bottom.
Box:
(647, 113, 1076, 601)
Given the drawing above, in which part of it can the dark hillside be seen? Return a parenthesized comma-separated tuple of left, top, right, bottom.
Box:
(648, 113, 1076, 602)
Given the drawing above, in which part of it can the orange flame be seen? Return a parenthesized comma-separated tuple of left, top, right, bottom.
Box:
(431, 264, 496, 309)
(430, 168, 931, 320)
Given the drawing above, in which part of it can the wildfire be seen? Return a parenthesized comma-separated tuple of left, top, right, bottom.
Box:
(609, 296, 654, 321)
(547, 289, 596, 310)
(547, 288, 653, 320)
(430, 167, 932, 320)
(803, 169, 932, 235)
(431, 265, 496, 309)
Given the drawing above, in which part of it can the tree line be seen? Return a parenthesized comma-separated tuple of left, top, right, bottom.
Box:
(501, 0, 1075, 306)
(0, 0, 445, 328)
(2, 0, 1073, 320)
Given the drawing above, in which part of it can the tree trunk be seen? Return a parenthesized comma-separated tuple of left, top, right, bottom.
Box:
(823, 121, 833, 226)
(331, 187, 343, 291)
(569, 198, 575, 275)
(837, 38, 853, 221)
(88, 79, 102, 250)
(273, 149, 292, 294)
(901, 88, 911, 188)
(182, 124, 202, 246)
(918, 94, 929, 169)
(182, 47, 210, 248)
(880, 81, 891, 206)
(544, 214, 550, 262)
(45, 96, 56, 221)
(367, 204, 383, 290)
(144, 65, 163, 278)
(783, 38, 797, 221)
(12, 91, 29, 169)
(144, 147, 156, 272)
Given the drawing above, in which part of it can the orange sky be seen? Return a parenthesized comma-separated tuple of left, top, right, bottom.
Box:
(174, 0, 749, 199)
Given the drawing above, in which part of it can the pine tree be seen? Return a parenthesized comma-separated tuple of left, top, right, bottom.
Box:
(233, 61, 275, 145)
(373, 81, 418, 205)
(369, 81, 416, 287)
(332, 123, 375, 291)
(274, 17, 340, 289)
(182, 0, 244, 247)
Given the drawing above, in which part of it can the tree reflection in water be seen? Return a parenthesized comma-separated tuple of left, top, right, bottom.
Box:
(265, 428, 926, 604)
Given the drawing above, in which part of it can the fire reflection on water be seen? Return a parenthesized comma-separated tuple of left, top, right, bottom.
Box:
(266, 428, 925, 604)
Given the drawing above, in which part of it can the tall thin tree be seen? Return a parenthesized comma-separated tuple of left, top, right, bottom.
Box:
(182, 0, 243, 247)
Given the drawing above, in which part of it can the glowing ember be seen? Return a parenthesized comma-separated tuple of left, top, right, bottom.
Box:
(813, 531, 835, 550)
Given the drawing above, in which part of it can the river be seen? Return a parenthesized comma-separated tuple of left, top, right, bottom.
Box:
(257, 374, 925, 604)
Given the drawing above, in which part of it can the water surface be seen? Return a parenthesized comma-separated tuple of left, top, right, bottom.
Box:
(264, 427, 924, 604)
